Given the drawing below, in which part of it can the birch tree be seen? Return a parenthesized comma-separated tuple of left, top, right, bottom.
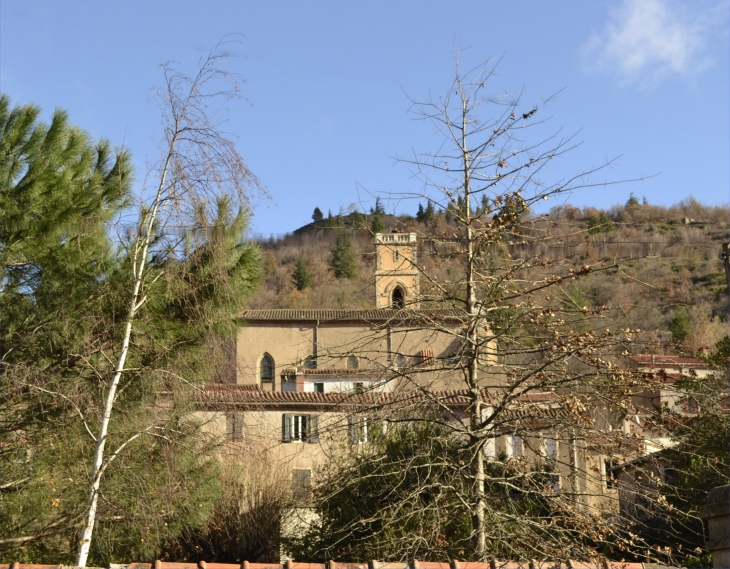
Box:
(74, 41, 262, 566)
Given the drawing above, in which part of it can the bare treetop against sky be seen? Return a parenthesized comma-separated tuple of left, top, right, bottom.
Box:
(2, 0, 727, 236)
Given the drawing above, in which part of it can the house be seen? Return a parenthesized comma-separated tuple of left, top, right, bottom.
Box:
(195, 232, 644, 523)
(628, 354, 714, 416)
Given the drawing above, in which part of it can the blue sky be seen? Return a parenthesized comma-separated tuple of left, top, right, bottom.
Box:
(2, 0, 728, 236)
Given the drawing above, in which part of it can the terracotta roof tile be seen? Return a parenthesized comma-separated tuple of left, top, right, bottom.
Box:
(196, 385, 568, 424)
(0, 559, 665, 569)
(280, 367, 383, 377)
(629, 354, 709, 367)
(238, 309, 464, 322)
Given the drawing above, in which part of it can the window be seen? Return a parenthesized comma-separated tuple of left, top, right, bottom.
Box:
(260, 354, 274, 384)
(391, 286, 405, 309)
(348, 416, 369, 444)
(292, 469, 312, 501)
(347, 354, 359, 369)
(545, 436, 558, 457)
(226, 412, 243, 442)
(509, 434, 523, 457)
(353, 382, 364, 394)
(546, 475, 561, 494)
(281, 374, 296, 392)
(605, 460, 619, 489)
(313, 382, 324, 393)
(282, 413, 319, 443)
(483, 437, 496, 459)
(304, 355, 317, 369)
(393, 249, 400, 262)
(394, 354, 407, 368)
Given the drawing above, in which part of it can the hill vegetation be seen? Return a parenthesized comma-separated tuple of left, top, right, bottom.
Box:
(247, 197, 729, 355)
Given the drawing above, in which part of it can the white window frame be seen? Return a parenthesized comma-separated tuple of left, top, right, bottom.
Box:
(348, 416, 369, 444)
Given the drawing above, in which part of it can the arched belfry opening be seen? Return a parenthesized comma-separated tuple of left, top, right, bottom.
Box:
(391, 286, 405, 309)
(374, 232, 420, 309)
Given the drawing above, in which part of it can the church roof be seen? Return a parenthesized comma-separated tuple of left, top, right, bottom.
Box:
(237, 308, 464, 322)
(198, 383, 560, 404)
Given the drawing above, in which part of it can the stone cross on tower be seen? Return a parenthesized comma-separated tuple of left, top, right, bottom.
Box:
(374, 232, 420, 309)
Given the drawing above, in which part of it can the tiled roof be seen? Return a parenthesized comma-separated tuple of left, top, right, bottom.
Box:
(280, 367, 382, 377)
(0, 559, 656, 569)
(237, 309, 464, 322)
(196, 385, 568, 423)
(629, 354, 709, 368)
(197, 384, 386, 405)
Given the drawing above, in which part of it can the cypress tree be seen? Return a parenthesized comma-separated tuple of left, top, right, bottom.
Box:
(292, 255, 314, 290)
(424, 202, 435, 225)
(371, 214, 385, 234)
(328, 233, 358, 280)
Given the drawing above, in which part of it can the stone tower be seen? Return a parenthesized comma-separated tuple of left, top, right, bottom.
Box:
(374, 232, 419, 309)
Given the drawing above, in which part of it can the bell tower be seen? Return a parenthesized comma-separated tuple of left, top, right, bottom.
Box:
(374, 232, 420, 309)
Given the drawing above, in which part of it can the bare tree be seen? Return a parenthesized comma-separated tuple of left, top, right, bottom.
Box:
(287, 55, 673, 565)
(75, 39, 261, 566)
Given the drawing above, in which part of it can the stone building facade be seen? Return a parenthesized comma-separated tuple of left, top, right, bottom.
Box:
(196, 231, 646, 516)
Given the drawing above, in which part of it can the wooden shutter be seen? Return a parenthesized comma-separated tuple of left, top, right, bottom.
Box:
(233, 412, 243, 442)
(226, 413, 234, 441)
(347, 416, 358, 444)
(282, 413, 292, 443)
(307, 414, 319, 443)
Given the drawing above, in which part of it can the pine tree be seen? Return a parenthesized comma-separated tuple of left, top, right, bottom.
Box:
(371, 214, 385, 234)
(292, 255, 314, 290)
(328, 233, 358, 280)
(312, 207, 324, 222)
(0, 56, 263, 563)
(424, 202, 435, 225)
(416, 203, 425, 222)
(671, 308, 692, 345)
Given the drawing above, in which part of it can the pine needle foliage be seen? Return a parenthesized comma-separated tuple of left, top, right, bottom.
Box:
(328, 233, 358, 280)
(292, 255, 314, 291)
(0, 91, 262, 564)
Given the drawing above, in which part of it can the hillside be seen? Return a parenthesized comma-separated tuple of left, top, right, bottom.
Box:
(246, 198, 729, 356)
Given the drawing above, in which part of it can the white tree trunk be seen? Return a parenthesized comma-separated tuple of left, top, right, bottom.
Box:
(75, 148, 172, 567)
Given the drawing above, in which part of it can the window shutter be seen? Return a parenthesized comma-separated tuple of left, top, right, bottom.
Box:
(233, 412, 243, 442)
(225, 414, 233, 441)
(282, 413, 292, 443)
(348, 416, 358, 444)
(308, 414, 319, 444)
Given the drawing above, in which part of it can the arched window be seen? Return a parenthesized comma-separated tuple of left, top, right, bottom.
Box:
(260, 354, 274, 384)
(391, 286, 405, 309)
(347, 355, 359, 369)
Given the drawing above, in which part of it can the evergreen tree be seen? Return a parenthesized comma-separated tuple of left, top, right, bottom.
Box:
(423, 201, 435, 225)
(587, 213, 615, 234)
(670, 308, 692, 345)
(349, 210, 365, 226)
(292, 255, 314, 290)
(374, 197, 386, 215)
(0, 86, 262, 562)
(370, 213, 385, 234)
(312, 207, 324, 222)
(328, 233, 358, 280)
(416, 203, 425, 222)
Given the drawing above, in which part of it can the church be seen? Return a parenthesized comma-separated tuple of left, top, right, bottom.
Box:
(195, 231, 636, 513)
